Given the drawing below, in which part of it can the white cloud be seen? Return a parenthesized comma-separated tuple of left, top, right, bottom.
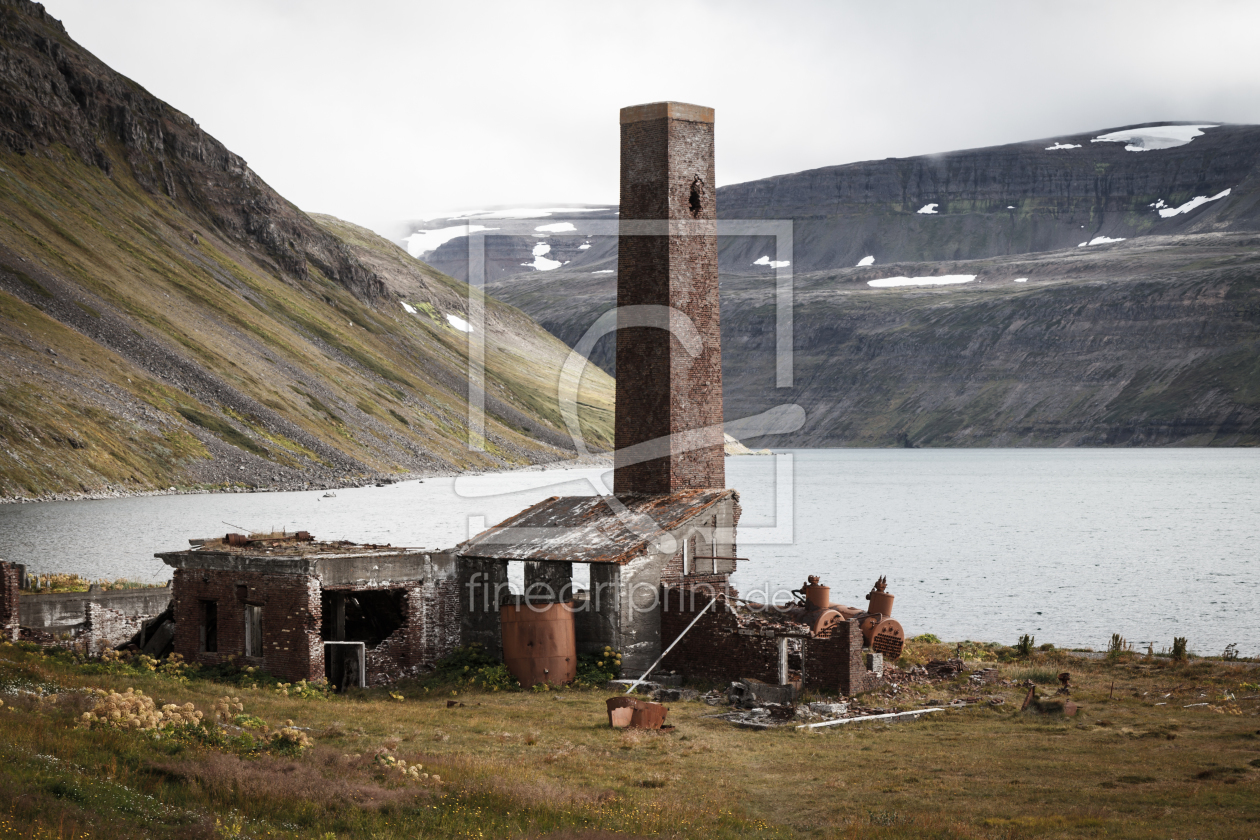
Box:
(917, 203, 939, 214)
(867, 275, 976, 288)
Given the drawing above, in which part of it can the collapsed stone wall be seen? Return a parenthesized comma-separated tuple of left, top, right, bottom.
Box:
(83, 601, 149, 656)
(0, 561, 18, 642)
(329, 578, 460, 687)
(657, 587, 879, 697)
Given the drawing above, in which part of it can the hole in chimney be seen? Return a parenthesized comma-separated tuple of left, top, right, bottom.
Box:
(689, 175, 704, 217)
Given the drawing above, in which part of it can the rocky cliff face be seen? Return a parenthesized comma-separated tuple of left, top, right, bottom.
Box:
(0, 0, 613, 499)
(717, 122, 1260, 272)
(490, 233, 1260, 447)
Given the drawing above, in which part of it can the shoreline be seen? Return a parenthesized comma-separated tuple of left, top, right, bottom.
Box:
(0, 453, 614, 506)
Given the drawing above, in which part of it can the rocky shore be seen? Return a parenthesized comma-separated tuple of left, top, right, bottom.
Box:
(0, 454, 613, 505)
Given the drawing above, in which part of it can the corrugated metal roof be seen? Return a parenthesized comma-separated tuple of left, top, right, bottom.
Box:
(458, 490, 736, 564)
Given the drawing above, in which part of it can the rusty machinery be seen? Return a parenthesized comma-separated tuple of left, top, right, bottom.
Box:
(790, 575, 905, 659)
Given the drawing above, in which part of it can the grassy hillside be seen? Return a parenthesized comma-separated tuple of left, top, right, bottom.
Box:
(0, 2, 612, 500)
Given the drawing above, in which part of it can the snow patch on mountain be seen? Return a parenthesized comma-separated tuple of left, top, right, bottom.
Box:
(1156, 188, 1232, 218)
(1092, 124, 1218, 152)
(867, 275, 976, 288)
(522, 242, 562, 271)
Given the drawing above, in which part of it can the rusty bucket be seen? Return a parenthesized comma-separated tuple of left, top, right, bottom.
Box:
(606, 696, 669, 729)
(500, 601, 577, 688)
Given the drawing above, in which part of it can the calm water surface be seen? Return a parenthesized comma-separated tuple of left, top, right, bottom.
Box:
(1, 449, 1256, 654)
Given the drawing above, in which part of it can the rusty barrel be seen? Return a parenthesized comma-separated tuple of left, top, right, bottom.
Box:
(500, 601, 577, 688)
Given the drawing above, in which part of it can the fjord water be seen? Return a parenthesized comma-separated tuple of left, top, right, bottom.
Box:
(1, 449, 1255, 655)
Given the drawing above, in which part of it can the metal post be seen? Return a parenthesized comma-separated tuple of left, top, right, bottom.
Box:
(623, 594, 717, 694)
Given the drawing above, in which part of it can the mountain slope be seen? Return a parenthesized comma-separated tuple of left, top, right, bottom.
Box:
(0, 0, 612, 500)
(717, 122, 1260, 272)
(486, 233, 1260, 447)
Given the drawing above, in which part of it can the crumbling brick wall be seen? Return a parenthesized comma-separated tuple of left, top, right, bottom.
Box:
(657, 587, 878, 697)
(657, 588, 779, 685)
(0, 561, 18, 642)
(658, 496, 741, 596)
(802, 621, 880, 697)
(171, 568, 322, 683)
(82, 601, 154, 656)
(330, 578, 461, 686)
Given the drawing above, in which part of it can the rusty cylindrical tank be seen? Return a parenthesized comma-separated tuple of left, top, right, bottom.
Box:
(500, 602, 577, 688)
(866, 576, 894, 619)
(803, 575, 831, 611)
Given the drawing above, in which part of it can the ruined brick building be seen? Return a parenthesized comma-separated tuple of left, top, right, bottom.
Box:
(152, 102, 887, 698)
(158, 536, 458, 687)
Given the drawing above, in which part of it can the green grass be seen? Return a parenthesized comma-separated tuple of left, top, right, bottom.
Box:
(2, 641, 1258, 839)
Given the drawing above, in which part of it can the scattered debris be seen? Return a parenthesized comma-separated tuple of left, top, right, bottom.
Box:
(796, 707, 943, 730)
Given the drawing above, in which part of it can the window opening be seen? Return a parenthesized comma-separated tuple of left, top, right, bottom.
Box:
(244, 604, 263, 657)
(200, 600, 218, 653)
(689, 174, 705, 217)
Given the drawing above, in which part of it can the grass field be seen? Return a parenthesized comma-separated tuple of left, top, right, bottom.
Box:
(0, 640, 1257, 839)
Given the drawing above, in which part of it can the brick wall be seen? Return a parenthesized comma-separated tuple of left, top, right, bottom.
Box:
(0, 561, 18, 642)
(172, 568, 322, 683)
(802, 620, 880, 697)
(329, 579, 461, 686)
(615, 102, 724, 494)
(657, 588, 778, 685)
(657, 588, 879, 697)
(82, 601, 148, 656)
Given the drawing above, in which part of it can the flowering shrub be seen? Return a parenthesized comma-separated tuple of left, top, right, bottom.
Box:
(269, 722, 314, 755)
(374, 750, 439, 783)
(574, 646, 623, 686)
(429, 644, 520, 692)
(78, 688, 203, 731)
(273, 679, 330, 700)
(212, 695, 245, 723)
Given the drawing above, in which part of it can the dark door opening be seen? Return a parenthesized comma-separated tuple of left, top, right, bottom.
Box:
(320, 588, 405, 647)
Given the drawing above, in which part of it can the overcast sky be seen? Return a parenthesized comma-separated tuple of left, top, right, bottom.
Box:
(46, 0, 1260, 234)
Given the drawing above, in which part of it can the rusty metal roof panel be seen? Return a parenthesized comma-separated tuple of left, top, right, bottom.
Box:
(459, 490, 736, 564)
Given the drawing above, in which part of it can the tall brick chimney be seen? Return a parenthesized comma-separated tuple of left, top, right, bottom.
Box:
(614, 102, 724, 495)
